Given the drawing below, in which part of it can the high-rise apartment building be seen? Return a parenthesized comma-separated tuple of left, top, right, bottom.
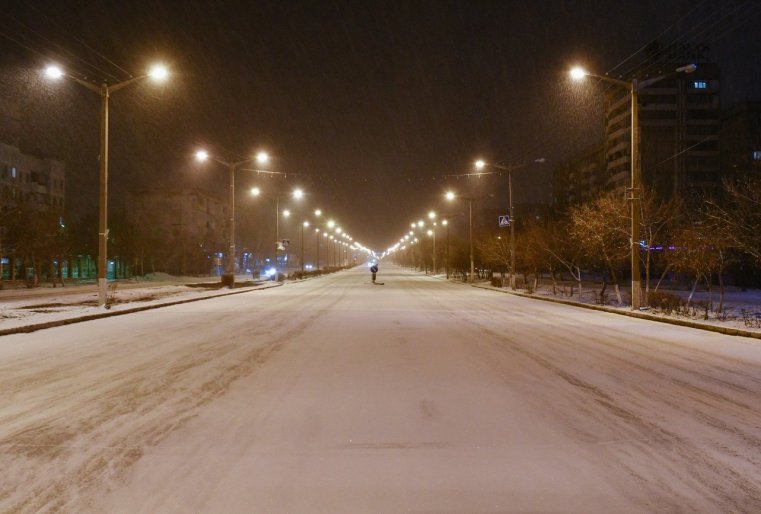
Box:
(0, 141, 65, 212)
(604, 64, 721, 203)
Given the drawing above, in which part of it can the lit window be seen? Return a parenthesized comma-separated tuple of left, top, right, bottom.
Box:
(11, 167, 17, 178)
(753, 151, 761, 161)
(693, 81, 707, 89)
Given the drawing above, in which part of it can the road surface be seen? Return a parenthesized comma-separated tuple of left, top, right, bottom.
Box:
(1, 264, 760, 513)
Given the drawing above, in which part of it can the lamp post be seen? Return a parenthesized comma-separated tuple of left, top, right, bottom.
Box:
(445, 191, 474, 282)
(443, 219, 449, 279)
(474, 158, 543, 290)
(315, 228, 321, 270)
(275, 188, 304, 271)
(428, 211, 437, 275)
(570, 64, 696, 310)
(196, 150, 269, 287)
(301, 221, 309, 271)
(46, 63, 169, 306)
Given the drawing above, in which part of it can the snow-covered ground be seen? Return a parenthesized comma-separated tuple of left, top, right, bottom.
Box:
(0, 275, 275, 332)
(1, 265, 760, 512)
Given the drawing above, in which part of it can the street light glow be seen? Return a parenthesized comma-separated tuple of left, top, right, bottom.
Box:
(314, 209, 322, 217)
(45, 65, 64, 79)
(195, 150, 209, 162)
(283, 209, 291, 218)
(475, 160, 486, 170)
(250, 186, 261, 196)
(569, 67, 587, 80)
(293, 188, 304, 199)
(303, 221, 310, 227)
(428, 211, 436, 220)
(445, 191, 456, 201)
(148, 64, 169, 81)
(417, 220, 424, 228)
(256, 151, 269, 164)
(327, 220, 335, 228)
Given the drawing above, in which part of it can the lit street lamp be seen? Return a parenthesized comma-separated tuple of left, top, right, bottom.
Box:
(570, 63, 696, 309)
(428, 211, 437, 275)
(474, 158, 544, 290)
(275, 188, 304, 270)
(196, 149, 269, 287)
(442, 219, 450, 279)
(46, 63, 169, 306)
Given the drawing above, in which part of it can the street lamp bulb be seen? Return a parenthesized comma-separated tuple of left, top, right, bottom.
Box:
(45, 65, 64, 79)
(250, 186, 261, 196)
(336, 228, 342, 234)
(442, 219, 448, 226)
(569, 67, 587, 80)
(428, 210, 436, 220)
(292, 188, 304, 199)
(148, 64, 169, 81)
(195, 150, 209, 162)
(427, 230, 433, 236)
(283, 209, 291, 217)
(417, 221, 424, 227)
(314, 209, 322, 217)
(323, 232, 328, 238)
(303, 221, 310, 227)
(327, 220, 335, 228)
(445, 191, 456, 201)
(256, 151, 269, 164)
(475, 160, 486, 170)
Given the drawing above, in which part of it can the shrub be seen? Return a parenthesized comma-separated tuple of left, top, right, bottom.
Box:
(647, 291, 684, 315)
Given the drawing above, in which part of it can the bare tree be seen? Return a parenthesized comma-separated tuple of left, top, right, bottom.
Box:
(668, 221, 731, 312)
(706, 176, 761, 266)
(535, 220, 584, 300)
(639, 191, 683, 303)
(569, 191, 630, 305)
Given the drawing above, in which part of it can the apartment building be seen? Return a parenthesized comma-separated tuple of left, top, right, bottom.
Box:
(125, 188, 228, 275)
(604, 64, 721, 203)
(0, 141, 65, 212)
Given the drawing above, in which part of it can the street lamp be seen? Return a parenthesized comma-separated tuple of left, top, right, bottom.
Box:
(301, 221, 310, 271)
(47, 63, 169, 306)
(570, 63, 696, 309)
(195, 149, 269, 287)
(445, 191, 474, 282)
(275, 189, 304, 270)
(428, 211, 437, 275)
(473, 158, 544, 290)
(442, 219, 450, 279)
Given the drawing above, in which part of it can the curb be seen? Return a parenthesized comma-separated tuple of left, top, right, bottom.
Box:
(471, 283, 761, 340)
(0, 282, 283, 337)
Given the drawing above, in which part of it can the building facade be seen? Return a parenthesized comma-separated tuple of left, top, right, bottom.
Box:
(721, 101, 761, 179)
(125, 188, 228, 275)
(0, 141, 65, 212)
(605, 64, 721, 203)
(0, 142, 66, 282)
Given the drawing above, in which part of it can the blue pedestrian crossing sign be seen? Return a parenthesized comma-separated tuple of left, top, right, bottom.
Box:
(498, 215, 510, 227)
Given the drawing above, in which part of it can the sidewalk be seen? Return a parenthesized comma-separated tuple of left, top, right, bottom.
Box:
(412, 268, 761, 340)
(0, 275, 279, 336)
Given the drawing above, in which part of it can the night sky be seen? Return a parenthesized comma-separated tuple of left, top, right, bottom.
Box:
(2, 0, 760, 251)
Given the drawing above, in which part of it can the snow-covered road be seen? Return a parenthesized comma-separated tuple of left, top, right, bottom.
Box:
(1, 264, 760, 513)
